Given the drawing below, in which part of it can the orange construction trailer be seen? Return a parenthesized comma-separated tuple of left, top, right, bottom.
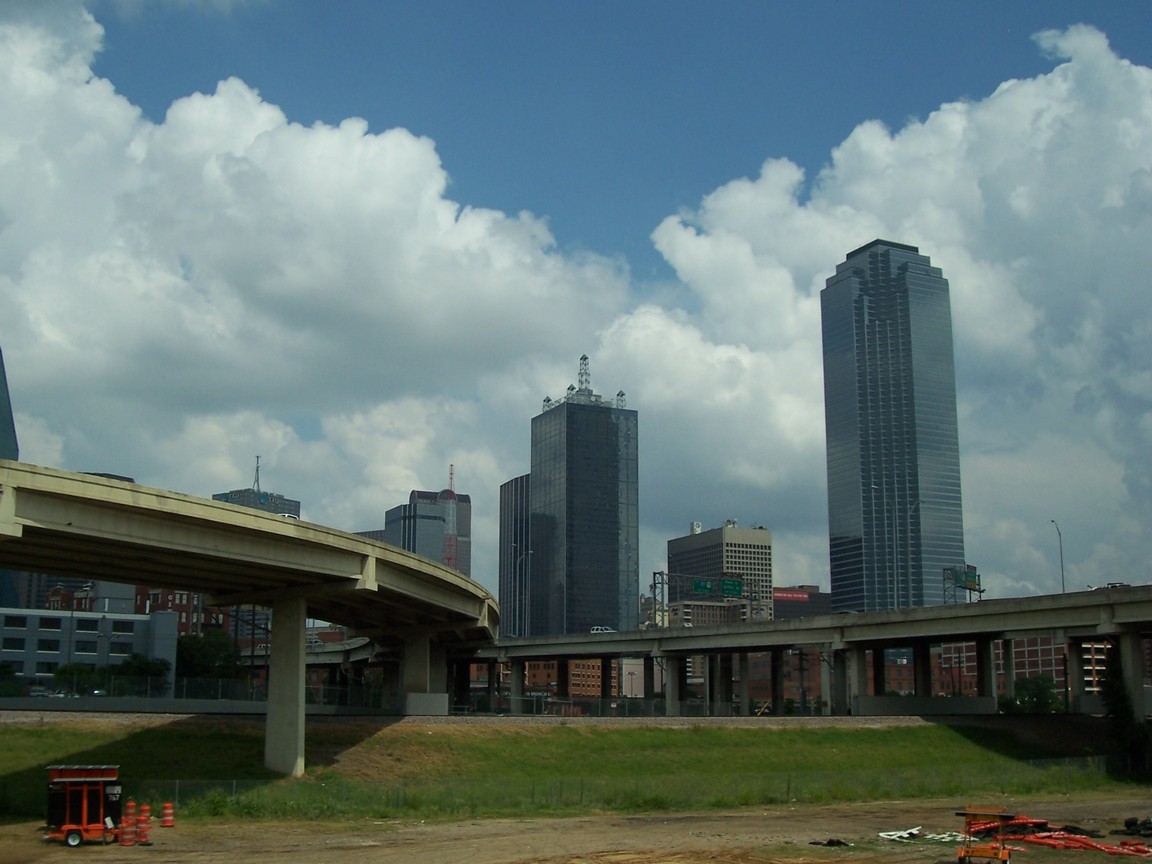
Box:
(43, 765, 123, 847)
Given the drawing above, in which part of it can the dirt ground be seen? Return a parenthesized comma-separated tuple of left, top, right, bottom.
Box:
(4, 795, 1148, 864)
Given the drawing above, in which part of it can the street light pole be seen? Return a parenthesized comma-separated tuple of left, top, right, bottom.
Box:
(1051, 520, 1065, 593)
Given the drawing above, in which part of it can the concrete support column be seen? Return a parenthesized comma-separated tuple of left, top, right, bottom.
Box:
(264, 594, 306, 776)
(849, 646, 868, 712)
(1065, 635, 1083, 712)
(714, 654, 733, 716)
(1118, 629, 1147, 718)
(738, 652, 751, 716)
(665, 655, 684, 717)
(912, 642, 932, 697)
(818, 645, 832, 715)
(486, 662, 498, 712)
(599, 657, 613, 701)
(403, 635, 449, 715)
(974, 637, 996, 699)
(643, 655, 655, 701)
(451, 660, 471, 712)
(555, 659, 570, 699)
(510, 659, 525, 714)
(830, 649, 849, 716)
(871, 648, 886, 696)
(769, 649, 784, 716)
(1001, 638, 1016, 703)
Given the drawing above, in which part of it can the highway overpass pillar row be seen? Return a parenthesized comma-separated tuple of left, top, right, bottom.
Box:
(665, 655, 684, 717)
(264, 595, 307, 777)
(510, 659, 525, 714)
(974, 637, 996, 699)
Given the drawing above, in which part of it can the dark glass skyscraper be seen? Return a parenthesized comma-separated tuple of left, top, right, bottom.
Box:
(821, 240, 965, 612)
(0, 347, 17, 461)
(497, 474, 531, 637)
(510, 356, 639, 636)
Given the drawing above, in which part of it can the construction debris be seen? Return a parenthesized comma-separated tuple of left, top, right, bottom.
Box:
(879, 810, 1152, 859)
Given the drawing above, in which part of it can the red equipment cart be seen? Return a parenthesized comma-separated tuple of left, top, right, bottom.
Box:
(43, 765, 123, 848)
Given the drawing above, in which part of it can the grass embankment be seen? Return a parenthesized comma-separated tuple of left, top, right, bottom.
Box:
(0, 715, 1138, 822)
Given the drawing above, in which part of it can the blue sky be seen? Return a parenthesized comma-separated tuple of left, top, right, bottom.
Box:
(3, 0, 1152, 603)
(90, 2, 1152, 278)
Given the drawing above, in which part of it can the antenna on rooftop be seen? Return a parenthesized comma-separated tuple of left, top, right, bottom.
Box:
(252, 456, 261, 493)
(578, 354, 590, 391)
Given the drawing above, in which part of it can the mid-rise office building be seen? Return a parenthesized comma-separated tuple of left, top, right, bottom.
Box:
(667, 521, 773, 622)
(1, 604, 178, 687)
(500, 356, 639, 637)
(821, 240, 966, 612)
(372, 488, 472, 577)
(211, 486, 300, 517)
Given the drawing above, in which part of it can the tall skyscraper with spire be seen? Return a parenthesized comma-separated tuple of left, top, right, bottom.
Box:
(821, 240, 965, 612)
(500, 356, 639, 636)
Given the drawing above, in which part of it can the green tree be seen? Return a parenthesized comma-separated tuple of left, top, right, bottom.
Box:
(109, 652, 172, 696)
(177, 630, 244, 679)
(1011, 674, 1061, 713)
(53, 662, 100, 695)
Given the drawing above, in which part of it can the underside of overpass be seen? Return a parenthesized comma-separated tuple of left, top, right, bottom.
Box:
(0, 459, 499, 774)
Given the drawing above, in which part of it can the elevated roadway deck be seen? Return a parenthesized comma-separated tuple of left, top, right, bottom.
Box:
(0, 459, 498, 774)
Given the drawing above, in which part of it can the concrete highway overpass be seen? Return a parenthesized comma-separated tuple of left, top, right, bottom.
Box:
(480, 585, 1152, 717)
(0, 459, 499, 774)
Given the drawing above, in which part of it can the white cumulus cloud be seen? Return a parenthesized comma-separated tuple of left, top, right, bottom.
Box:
(0, 4, 1149, 604)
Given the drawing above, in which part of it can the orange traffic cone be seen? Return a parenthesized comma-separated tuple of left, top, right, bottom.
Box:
(137, 804, 152, 846)
(118, 816, 136, 847)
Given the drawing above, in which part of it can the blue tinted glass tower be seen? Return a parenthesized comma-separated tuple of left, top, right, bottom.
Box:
(527, 356, 639, 636)
(821, 240, 965, 612)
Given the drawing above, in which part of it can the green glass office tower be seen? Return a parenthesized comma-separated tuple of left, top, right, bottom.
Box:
(527, 356, 639, 635)
(821, 240, 965, 612)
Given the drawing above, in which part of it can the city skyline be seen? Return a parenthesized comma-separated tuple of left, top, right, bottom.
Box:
(2, 3, 1152, 603)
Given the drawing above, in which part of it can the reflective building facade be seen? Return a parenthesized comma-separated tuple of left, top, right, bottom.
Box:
(821, 240, 965, 612)
(523, 357, 639, 636)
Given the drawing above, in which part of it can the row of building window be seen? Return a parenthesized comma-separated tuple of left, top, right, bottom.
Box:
(2, 637, 133, 654)
(3, 615, 134, 633)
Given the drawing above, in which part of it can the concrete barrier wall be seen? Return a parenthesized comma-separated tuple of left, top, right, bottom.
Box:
(0, 696, 395, 716)
(852, 695, 998, 715)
